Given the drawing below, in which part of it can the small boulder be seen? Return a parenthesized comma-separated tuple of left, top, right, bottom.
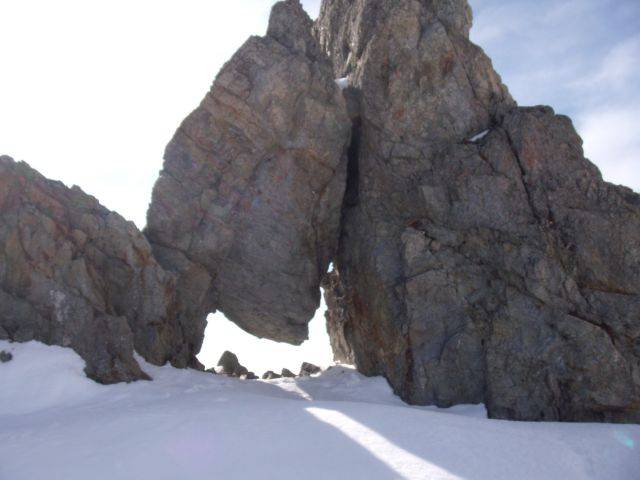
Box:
(299, 362, 322, 377)
(244, 372, 258, 380)
(0, 350, 12, 363)
(281, 368, 296, 378)
(217, 351, 245, 376)
(262, 371, 282, 380)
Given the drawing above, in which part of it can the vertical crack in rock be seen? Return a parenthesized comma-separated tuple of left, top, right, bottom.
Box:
(146, 0, 352, 344)
(343, 115, 362, 208)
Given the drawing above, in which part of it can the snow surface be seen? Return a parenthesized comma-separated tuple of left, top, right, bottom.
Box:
(469, 129, 490, 142)
(1, 340, 638, 480)
(335, 77, 350, 90)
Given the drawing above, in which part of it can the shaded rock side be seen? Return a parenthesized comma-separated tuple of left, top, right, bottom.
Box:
(0, 156, 201, 383)
(317, 0, 640, 422)
(146, 0, 352, 344)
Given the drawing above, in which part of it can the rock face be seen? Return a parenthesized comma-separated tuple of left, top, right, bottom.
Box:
(316, 0, 640, 422)
(0, 156, 201, 383)
(146, 0, 351, 343)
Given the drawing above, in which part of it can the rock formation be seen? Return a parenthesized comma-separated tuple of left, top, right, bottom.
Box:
(0, 156, 202, 383)
(1, 0, 638, 423)
(145, 0, 351, 344)
(316, 0, 640, 422)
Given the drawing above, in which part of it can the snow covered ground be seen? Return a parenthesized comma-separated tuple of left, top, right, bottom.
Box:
(1, 340, 638, 480)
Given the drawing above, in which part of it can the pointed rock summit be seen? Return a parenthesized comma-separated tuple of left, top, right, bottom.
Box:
(146, 0, 351, 344)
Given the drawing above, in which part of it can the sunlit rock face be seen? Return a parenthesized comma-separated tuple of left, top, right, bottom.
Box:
(0, 156, 199, 384)
(146, 0, 351, 344)
(316, 0, 640, 422)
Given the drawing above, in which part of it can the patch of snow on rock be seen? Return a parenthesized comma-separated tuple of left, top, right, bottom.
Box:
(469, 129, 490, 142)
(335, 77, 349, 90)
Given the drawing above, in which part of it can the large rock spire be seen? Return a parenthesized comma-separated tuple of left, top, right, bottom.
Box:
(146, 0, 351, 343)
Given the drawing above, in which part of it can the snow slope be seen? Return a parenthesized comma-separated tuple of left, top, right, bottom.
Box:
(0, 340, 638, 480)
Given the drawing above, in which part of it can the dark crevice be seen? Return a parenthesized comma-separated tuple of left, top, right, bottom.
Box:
(344, 116, 362, 208)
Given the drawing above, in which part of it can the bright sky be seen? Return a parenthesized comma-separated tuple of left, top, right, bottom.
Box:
(1, 0, 638, 375)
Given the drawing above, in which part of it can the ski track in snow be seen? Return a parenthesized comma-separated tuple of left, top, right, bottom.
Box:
(0, 340, 638, 480)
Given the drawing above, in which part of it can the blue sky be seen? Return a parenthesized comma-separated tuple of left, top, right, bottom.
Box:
(470, 0, 640, 192)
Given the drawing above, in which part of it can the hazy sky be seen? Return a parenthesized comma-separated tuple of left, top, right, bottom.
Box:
(1, 0, 638, 373)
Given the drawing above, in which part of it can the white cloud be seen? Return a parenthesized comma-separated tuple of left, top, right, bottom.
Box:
(471, 0, 640, 193)
(578, 105, 640, 192)
(573, 35, 640, 92)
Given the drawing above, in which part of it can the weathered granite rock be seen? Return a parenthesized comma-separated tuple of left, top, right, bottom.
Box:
(0, 156, 201, 383)
(299, 362, 322, 376)
(146, 0, 351, 344)
(317, 0, 640, 422)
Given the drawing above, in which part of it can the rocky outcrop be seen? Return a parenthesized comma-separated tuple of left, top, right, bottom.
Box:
(146, 0, 351, 344)
(281, 368, 296, 378)
(316, 0, 640, 422)
(0, 156, 201, 383)
(262, 370, 282, 380)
